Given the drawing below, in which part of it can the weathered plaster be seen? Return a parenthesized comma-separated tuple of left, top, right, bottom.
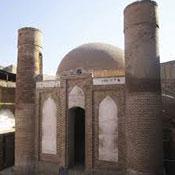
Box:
(42, 97, 57, 155)
(68, 85, 85, 109)
(99, 96, 118, 162)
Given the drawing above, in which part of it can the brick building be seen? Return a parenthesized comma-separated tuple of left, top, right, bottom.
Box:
(1, 0, 175, 175)
(0, 67, 16, 114)
(0, 67, 15, 171)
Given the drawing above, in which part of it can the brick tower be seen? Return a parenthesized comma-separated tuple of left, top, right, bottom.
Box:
(124, 1, 163, 175)
(15, 27, 42, 174)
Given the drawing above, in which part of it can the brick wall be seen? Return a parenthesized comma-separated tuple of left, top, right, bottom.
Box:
(35, 75, 125, 174)
(93, 85, 125, 173)
(0, 86, 15, 113)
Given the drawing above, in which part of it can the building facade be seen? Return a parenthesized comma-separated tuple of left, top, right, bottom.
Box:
(0, 68, 15, 171)
(9, 0, 175, 175)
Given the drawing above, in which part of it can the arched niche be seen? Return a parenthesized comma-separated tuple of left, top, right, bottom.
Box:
(99, 96, 118, 162)
(42, 97, 57, 154)
(68, 86, 85, 109)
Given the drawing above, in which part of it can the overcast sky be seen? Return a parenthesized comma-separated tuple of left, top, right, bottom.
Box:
(0, 0, 174, 75)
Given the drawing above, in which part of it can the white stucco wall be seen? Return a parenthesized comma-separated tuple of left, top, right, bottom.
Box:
(0, 109, 15, 133)
(99, 96, 118, 162)
(68, 85, 85, 109)
(42, 97, 57, 154)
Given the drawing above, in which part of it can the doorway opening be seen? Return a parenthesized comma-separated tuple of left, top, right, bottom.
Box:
(68, 107, 85, 168)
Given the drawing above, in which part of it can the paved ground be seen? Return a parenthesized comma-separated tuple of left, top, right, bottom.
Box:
(0, 168, 13, 175)
(0, 167, 123, 175)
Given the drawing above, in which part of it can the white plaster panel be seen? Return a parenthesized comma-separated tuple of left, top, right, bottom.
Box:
(93, 77, 125, 85)
(36, 80, 60, 89)
(68, 86, 85, 109)
(99, 96, 118, 162)
(0, 109, 15, 133)
(42, 97, 57, 154)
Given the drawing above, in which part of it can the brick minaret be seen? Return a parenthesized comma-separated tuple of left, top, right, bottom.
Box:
(124, 1, 163, 175)
(15, 27, 42, 173)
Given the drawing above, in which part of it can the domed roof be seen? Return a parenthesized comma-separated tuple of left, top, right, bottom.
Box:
(56, 43, 124, 75)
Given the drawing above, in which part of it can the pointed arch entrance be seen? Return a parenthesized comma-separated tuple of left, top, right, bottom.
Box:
(68, 107, 85, 168)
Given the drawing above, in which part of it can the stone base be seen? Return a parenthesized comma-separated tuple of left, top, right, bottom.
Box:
(127, 169, 164, 175)
(0, 164, 124, 175)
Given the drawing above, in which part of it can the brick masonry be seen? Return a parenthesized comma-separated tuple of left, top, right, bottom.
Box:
(35, 74, 126, 174)
(11, 1, 175, 175)
(0, 85, 15, 113)
(15, 27, 42, 174)
(124, 1, 163, 175)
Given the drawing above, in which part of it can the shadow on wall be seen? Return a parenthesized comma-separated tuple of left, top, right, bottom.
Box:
(0, 109, 15, 171)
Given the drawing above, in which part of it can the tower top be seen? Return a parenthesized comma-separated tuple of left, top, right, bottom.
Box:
(124, 0, 158, 13)
(18, 27, 42, 33)
(141, 0, 157, 5)
(17, 27, 42, 48)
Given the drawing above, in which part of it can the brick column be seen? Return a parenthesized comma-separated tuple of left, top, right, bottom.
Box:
(124, 1, 163, 175)
(15, 27, 43, 174)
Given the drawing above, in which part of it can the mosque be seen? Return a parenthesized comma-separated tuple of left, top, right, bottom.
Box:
(0, 0, 175, 175)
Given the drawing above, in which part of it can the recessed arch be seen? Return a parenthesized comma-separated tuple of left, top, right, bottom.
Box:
(68, 86, 85, 109)
(99, 96, 118, 162)
(41, 97, 57, 155)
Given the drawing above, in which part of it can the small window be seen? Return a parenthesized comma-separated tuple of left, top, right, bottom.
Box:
(76, 69, 82, 75)
(39, 52, 42, 60)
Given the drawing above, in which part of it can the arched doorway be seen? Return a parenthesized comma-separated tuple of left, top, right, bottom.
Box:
(68, 107, 85, 168)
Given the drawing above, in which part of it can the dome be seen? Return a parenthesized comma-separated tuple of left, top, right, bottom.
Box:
(56, 43, 124, 75)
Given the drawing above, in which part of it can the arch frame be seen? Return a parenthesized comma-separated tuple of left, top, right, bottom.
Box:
(37, 91, 60, 164)
(68, 85, 85, 109)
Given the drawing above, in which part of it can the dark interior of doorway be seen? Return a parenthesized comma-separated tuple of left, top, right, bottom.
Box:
(68, 107, 85, 168)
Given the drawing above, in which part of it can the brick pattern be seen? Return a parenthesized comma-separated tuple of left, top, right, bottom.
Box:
(32, 75, 175, 175)
(15, 27, 42, 173)
(35, 75, 126, 174)
(161, 79, 175, 170)
(126, 92, 163, 175)
(93, 85, 125, 172)
(124, 1, 160, 93)
(66, 74, 93, 169)
(59, 79, 67, 166)
(124, 1, 163, 175)
(0, 87, 15, 104)
(0, 86, 15, 113)
(36, 88, 60, 164)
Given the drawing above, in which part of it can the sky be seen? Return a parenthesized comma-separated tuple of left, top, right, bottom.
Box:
(0, 0, 174, 75)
